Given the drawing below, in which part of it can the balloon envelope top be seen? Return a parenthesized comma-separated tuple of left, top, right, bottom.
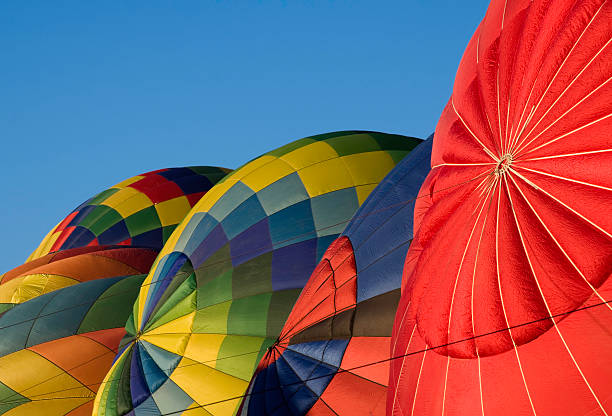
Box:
(93, 131, 421, 416)
(28, 166, 230, 261)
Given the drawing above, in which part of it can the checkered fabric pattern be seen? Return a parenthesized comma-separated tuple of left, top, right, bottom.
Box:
(93, 131, 421, 416)
(28, 167, 230, 261)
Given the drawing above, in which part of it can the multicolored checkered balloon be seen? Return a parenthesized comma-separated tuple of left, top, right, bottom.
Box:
(93, 131, 421, 416)
(28, 166, 230, 261)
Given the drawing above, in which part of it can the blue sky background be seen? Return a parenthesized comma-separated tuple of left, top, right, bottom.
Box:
(1, 1, 489, 272)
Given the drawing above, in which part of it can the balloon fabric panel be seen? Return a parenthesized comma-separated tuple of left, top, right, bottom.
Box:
(0, 246, 157, 311)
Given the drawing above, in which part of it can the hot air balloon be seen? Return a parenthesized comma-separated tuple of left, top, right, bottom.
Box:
(389, 0, 612, 414)
(28, 166, 230, 261)
(1, 166, 229, 311)
(0, 246, 157, 313)
(0, 274, 146, 415)
(239, 137, 432, 415)
(93, 131, 421, 416)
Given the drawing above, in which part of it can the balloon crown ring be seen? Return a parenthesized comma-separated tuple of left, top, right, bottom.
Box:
(494, 154, 513, 176)
(266, 338, 282, 352)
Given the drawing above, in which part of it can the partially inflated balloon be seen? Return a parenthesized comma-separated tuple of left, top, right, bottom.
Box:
(0, 275, 145, 415)
(0, 246, 157, 313)
(240, 137, 432, 415)
(3, 166, 228, 310)
(94, 131, 421, 416)
(390, 1, 612, 414)
(28, 167, 229, 261)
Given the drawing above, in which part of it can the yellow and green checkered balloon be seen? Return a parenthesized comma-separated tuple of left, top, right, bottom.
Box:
(93, 131, 421, 416)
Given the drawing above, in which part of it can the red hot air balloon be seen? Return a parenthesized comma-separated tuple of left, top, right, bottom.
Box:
(389, 0, 612, 415)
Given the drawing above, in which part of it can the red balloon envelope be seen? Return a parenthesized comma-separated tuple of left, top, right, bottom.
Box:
(389, 1, 612, 415)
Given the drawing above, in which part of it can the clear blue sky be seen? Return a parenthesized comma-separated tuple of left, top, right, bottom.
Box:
(0, 1, 488, 272)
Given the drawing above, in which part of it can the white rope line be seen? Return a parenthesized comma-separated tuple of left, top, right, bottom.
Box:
(452, 99, 500, 162)
(513, 165, 612, 191)
(497, 177, 538, 415)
